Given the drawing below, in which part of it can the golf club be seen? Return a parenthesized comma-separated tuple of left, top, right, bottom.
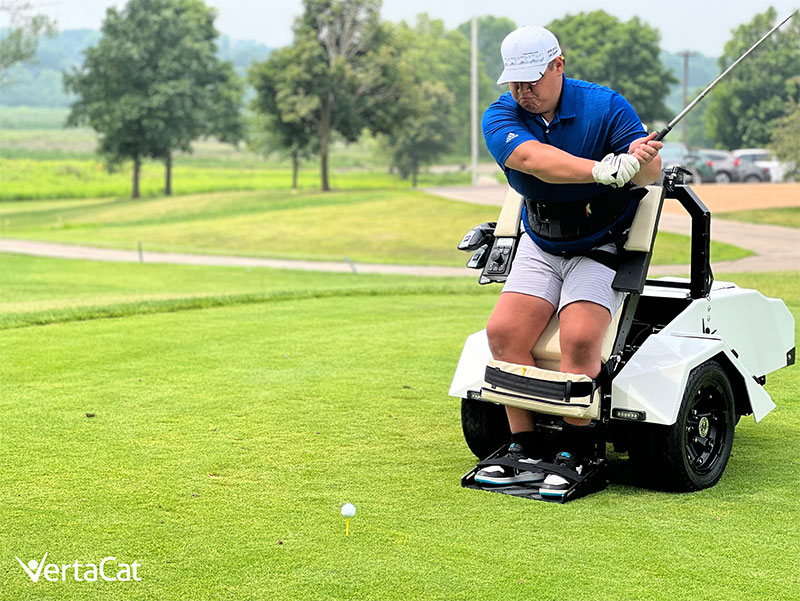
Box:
(466, 243, 490, 269)
(655, 9, 798, 142)
(458, 222, 496, 251)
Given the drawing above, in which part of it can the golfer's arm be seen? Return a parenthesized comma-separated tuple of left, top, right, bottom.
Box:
(506, 140, 597, 184)
(632, 155, 662, 186)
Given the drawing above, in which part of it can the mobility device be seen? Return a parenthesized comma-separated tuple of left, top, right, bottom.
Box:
(450, 169, 795, 502)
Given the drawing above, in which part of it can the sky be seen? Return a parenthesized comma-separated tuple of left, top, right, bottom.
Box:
(14, 0, 800, 57)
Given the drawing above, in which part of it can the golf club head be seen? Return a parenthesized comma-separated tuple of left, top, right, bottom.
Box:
(458, 222, 496, 251)
(466, 243, 490, 269)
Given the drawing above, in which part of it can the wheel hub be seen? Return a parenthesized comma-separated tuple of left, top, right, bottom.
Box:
(685, 384, 730, 475)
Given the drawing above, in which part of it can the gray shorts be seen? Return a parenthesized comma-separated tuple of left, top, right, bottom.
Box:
(502, 235, 625, 315)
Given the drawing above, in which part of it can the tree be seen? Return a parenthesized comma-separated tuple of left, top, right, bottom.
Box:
(390, 80, 457, 186)
(0, 0, 56, 85)
(546, 11, 677, 124)
(249, 45, 317, 189)
(769, 90, 800, 180)
(278, 0, 407, 191)
(393, 15, 496, 159)
(705, 7, 800, 149)
(64, 0, 244, 198)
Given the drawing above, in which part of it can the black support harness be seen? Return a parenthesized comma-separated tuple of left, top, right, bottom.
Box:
(523, 186, 649, 270)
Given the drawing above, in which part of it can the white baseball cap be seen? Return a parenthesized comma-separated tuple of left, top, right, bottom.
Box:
(496, 26, 562, 85)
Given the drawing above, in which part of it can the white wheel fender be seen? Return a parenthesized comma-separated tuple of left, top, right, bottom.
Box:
(611, 333, 776, 426)
(449, 329, 490, 398)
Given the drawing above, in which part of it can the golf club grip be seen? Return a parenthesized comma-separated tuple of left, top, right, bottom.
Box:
(654, 126, 671, 142)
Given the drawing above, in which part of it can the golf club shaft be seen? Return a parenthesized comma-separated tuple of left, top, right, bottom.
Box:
(655, 9, 798, 142)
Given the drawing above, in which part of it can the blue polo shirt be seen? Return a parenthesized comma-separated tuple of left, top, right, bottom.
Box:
(482, 76, 646, 253)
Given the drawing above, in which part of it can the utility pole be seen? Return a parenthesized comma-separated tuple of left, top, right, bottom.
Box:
(676, 50, 698, 144)
(470, 16, 478, 185)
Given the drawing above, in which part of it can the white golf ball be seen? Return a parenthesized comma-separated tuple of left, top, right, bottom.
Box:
(341, 503, 356, 518)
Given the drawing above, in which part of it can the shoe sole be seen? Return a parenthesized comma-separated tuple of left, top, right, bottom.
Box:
(539, 486, 568, 497)
(475, 473, 545, 486)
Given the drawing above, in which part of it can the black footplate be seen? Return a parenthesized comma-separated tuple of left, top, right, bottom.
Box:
(461, 447, 609, 503)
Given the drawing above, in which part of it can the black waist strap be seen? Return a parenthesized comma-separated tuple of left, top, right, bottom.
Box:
(484, 366, 597, 401)
(525, 190, 630, 222)
(524, 187, 646, 244)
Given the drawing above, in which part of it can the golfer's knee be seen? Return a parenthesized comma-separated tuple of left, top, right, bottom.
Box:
(487, 319, 527, 360)
(561, 334, 599, 366)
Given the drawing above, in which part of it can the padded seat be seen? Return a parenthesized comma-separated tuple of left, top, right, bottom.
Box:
(532, 305, 624, 372)
(527, 185, 663, 372)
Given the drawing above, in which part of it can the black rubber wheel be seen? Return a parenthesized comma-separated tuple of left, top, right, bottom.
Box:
(714, 171, 732, 184)
(630, 360, 735, 491)
(460, 398, 510, 459)
(744, 174, 762, 183)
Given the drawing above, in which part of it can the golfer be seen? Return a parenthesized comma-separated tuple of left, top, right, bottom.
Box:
(475, 25, 663, 496)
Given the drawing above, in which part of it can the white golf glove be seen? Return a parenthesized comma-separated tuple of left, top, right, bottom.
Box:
(592, 153, 641, 188)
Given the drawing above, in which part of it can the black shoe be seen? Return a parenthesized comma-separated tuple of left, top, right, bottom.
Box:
(474, 442, 545, 486)
(539, 451, 583, 498)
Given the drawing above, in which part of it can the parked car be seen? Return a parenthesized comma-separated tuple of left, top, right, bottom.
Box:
(698, 149, 770, 183)
(660, 142, 715, 183)
(732, 148, 790, 182)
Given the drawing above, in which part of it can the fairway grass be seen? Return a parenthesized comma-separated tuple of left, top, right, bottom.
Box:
(0, 254, 489, 330)
(717, 206, 800, 229)
(1, 257, 798, 600)
(0, 158, 469, 200)
(0, 188, 752, 267)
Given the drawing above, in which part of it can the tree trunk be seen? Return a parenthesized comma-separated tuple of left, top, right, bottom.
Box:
(319, 94, 333, 191)
(412, 159, 418, 188)
(292, 151, 299, 190)
(165, 152, 172, 196)
(132, 156, 141, 199)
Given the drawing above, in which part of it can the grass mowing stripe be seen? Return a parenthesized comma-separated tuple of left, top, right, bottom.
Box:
(0, 283, 496, 330)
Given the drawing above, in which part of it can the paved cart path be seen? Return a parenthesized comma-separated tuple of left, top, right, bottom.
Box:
(425, 184, 800, 274)
(0, 184, 797, 275)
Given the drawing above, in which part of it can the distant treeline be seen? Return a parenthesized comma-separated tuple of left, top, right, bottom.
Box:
(0, 28, 272, 107)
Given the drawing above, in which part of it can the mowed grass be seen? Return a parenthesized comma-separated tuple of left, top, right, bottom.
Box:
(718, 206, 800, 229)
(0, 254, 489, 330)
(0, 256, 798, 600)
(0, 189, 751, 267)
(0, 158, 469, 200)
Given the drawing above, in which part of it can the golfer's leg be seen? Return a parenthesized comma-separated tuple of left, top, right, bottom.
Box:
(558, 300, 611, 426)
(487, 292, 555, 432)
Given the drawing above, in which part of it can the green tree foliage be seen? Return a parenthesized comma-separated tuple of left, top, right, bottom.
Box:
(546, 11, 677, 124)
(249, 45, 317, 188)
(389, 80, 457, 186)
(64, 0, 244, 198)
(0, 0, 56, 85)
(769, 76, 800, 180)
(394, 15, 496, 159)
(705, 7, 800, 149)
(768, 101, 800, 180)
(277, 0, 407, 191)
(456, 15, 516, 87)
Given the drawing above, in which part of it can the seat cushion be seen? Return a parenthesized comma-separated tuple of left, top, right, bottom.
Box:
(532, 302, 624, 368)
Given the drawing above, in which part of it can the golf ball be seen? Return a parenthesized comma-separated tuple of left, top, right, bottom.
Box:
(341, 503, 356, 518)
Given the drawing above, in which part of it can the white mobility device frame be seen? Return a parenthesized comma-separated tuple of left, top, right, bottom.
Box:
(451, 168, 795, 502)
